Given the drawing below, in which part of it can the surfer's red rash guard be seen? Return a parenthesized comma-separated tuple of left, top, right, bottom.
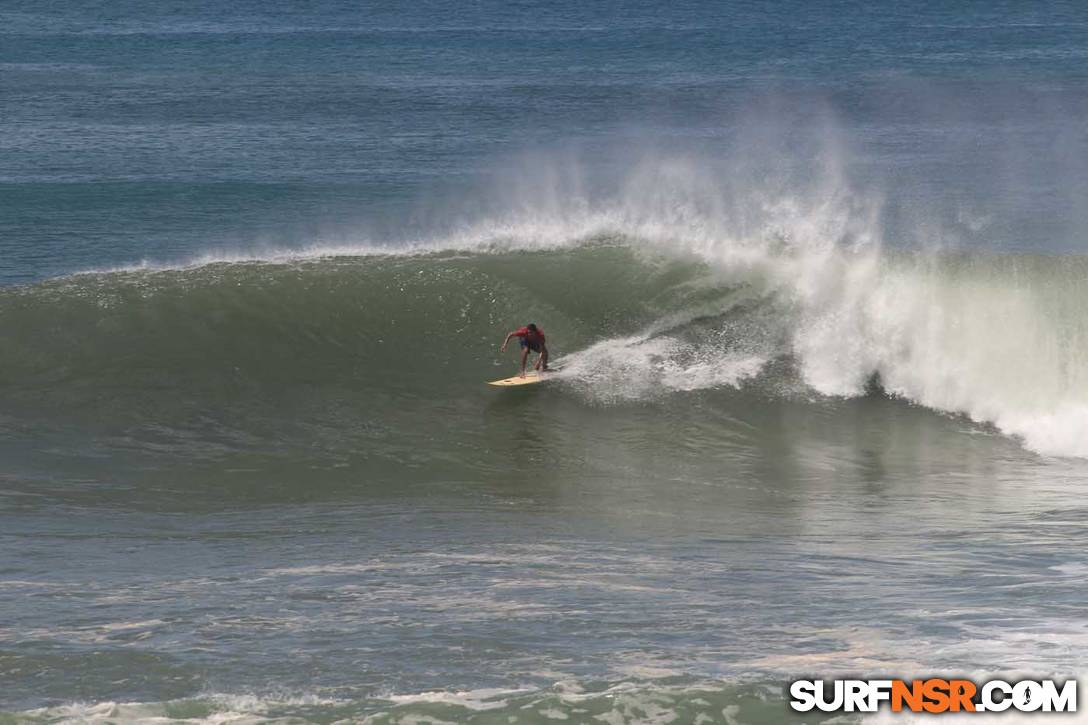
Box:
(514, 326, 545, 342)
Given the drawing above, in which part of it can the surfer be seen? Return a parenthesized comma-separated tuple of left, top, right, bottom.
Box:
(500, 323, 549, 377)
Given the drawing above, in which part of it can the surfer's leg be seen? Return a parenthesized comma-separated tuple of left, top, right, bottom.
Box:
(539, 345, 549, 371)
(519, 347, 529, 376)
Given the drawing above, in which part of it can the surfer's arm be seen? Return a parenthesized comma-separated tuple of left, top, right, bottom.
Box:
(500, 331, 516, 352)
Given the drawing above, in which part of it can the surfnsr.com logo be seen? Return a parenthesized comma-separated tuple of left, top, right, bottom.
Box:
(789, 679, 1077, 714)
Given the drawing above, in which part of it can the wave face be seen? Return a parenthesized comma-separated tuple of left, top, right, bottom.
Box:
(1, 206, 1087, 459)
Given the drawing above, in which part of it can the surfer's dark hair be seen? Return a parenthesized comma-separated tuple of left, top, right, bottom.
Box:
(527, 323, 538, 331)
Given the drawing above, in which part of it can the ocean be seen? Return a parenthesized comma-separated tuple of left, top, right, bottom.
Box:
(3, 1, 1088, 722)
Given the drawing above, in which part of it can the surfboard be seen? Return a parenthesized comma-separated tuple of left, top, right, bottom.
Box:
(487, 371, 552, 387)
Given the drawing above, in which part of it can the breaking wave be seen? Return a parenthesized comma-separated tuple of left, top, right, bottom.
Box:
(2, 154, 1086, 459)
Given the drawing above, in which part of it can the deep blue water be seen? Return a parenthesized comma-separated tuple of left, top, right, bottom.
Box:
(3, 1, 1088, 283)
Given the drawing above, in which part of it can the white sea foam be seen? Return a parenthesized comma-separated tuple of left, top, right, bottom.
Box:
(15, 693, 345, 724)
(13, 676, 1087, 724)
(386, 687, 535, 711)
(556, 333, 767, 402)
